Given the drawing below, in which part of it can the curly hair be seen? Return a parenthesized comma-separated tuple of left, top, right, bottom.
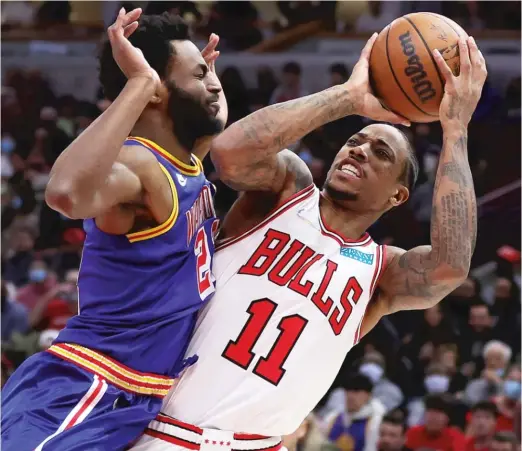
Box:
(98, 13, 190, 101)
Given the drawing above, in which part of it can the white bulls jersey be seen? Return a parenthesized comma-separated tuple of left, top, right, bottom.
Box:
(162, 184, 386, 436)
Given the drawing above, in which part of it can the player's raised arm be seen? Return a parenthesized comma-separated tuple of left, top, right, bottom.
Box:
(210, 33, 410, 194)
(367, 37, 487, 330)
(45, 8, 161, 219)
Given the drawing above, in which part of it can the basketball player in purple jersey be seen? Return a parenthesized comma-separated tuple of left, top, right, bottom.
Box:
(2, 9, 228, 451)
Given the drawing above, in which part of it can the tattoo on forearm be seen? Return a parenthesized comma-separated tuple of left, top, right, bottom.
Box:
(392, 132, 476, 303)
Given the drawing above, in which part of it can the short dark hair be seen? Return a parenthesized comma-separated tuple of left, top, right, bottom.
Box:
(342, 373, 374, 393)
(283, 62, 301, 76)
(394, 126, 419, 191)
(471, 400, 498, 417)
(330, 63, 349, 80)
(99, 13, 190, 101)
(424, 393, 452, 415)
(382, 410, 406, 433)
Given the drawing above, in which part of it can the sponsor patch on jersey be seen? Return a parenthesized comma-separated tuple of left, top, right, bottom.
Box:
(340, 247, 374, 265)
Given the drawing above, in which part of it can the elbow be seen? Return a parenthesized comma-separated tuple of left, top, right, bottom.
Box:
(45, 180, 81, 219)
(210, 141, 238, 181)
(437, 264, 470, 290)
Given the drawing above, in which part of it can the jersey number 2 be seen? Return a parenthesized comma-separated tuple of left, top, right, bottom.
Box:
(222, 298, 308, 386)
(195, 228, 214, 300)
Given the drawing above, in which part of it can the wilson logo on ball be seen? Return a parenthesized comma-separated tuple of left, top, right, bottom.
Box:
(399, 31, 437, 103)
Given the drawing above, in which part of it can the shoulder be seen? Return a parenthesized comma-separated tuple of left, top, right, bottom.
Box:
(117, 144, 163, 179)
(278, 149, 313, 192)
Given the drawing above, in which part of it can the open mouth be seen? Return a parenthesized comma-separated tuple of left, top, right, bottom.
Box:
(337, 162, 362, 179)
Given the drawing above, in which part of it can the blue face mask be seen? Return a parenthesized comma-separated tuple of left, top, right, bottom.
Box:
(29, 269, 47, 283)
(1, 137, 15, 154)
(504, 380, 521, 400)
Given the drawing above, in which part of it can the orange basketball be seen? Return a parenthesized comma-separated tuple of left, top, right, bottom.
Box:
(369, 12, 468, 123)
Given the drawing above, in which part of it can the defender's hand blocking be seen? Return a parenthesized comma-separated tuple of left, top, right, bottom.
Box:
(433, 37, 487, 129)
(345, 33, 411, 127)
(107, 8, 161, 92)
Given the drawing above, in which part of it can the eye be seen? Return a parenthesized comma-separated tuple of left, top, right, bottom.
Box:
(195, 73, 205, 80)
(376, 149, 390, 159)
(346, 138, 358, 146)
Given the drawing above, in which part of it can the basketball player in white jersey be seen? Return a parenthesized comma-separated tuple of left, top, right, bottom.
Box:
(132, 34, 487, 451)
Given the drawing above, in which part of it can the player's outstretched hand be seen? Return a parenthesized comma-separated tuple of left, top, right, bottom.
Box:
(346, 33, 411, 127)
(433, 37, 487, 130)
(107, 7, 161, 91)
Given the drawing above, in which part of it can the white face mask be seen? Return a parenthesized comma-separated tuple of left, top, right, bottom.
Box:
(424, 374, 450, 393)
(424, 153, 439, 181)
(359, 362, 384, 384)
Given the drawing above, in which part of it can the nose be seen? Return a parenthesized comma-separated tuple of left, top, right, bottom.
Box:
(206, 72, 222, 96)
(348, 144, 369, 163)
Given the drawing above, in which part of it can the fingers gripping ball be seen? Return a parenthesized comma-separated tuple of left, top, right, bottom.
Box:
(370, 13, 468, 123)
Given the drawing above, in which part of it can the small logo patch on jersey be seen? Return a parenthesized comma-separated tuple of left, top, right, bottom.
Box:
(177, 173, 187, 186)
(340, 247, 374, 265)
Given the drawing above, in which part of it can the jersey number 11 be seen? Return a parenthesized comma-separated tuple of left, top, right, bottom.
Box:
(222, 298, 308, 386)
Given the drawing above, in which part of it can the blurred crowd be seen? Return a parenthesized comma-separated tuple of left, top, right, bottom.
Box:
(1, 2, 521, 451)
(3, 1, 521, 50)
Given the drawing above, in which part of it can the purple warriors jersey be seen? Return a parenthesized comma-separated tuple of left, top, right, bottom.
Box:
(55, 137, 219, 377)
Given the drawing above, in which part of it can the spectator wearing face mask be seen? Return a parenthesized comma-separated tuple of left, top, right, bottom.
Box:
(490, 365, 521, 433)
(28, 269, 78, 332)
(465, 401, 498, 451)
(322, 352, 404, 416)
(325, 374, 385, 451)
(15, 259, 56, 311)
(377, 411, 412, 451)
(464, 341, 513, 405)
(407, 363, 452, 427)
(406, 394, 466, 451)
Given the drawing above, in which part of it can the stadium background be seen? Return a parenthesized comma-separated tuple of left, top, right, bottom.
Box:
(1, 1, 520, 450)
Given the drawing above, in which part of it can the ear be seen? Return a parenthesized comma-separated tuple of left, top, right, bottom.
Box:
(389, 184, 409, 207)
(150, 83, 169, 105)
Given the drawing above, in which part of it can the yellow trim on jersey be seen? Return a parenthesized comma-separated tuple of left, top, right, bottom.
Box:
(193, 154, 204, 172)
(128, 136, 201, 176)
(126, 163, 179, 243)
(48, 343, 174, 398)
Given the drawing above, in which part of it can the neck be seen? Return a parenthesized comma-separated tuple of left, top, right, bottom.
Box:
(131, 114, 192, 165)
(319, 191, 379, 241)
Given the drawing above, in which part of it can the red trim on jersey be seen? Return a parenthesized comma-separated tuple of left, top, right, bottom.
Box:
(318, 201, 372, 247)
(156, 413, 204, 434)
(353, 245, 385, 345)
(145, 429, 200, 450)
(369, 245, 384, 297)
(233, 433, 271, 440)
(215, 184, 316, 252)
(232, 443, 283, 451)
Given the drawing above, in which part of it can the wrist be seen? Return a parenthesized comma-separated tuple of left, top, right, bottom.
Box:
(332, 84, 358, 117)
(125, 75, 158, 98)
(441, 120, 468, 137)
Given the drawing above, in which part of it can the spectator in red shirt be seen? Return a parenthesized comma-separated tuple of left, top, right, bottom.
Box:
(465, 401, 498, 451)
(406, 394, 466, 451)
(28, 269, 78, 331)
(15, 259, 56, 311)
